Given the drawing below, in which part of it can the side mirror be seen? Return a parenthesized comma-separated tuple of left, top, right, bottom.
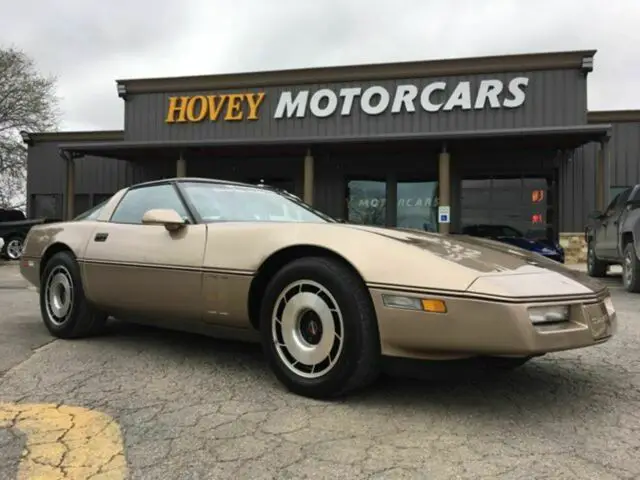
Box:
(588, 210, 603, 220)
(141, 209, 186, 231)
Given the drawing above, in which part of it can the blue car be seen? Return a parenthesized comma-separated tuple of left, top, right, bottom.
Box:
(461, 224, 565, 263)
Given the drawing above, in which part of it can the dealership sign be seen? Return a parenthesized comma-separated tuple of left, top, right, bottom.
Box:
(165, 77, 529, 124)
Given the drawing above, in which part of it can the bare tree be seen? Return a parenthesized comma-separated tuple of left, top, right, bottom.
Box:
(0, 45, 59, 210)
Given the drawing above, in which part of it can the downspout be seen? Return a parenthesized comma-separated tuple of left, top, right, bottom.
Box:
(58, 149, 76, 220)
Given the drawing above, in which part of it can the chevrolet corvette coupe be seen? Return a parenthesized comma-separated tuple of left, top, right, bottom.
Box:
(20, 178, 617, 399)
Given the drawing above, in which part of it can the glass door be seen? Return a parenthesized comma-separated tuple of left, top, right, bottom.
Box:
(396, 180, 439, 232)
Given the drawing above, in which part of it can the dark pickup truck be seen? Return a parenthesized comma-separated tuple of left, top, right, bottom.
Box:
(585, 184, 640, 292)
(0, 209, 59, 261)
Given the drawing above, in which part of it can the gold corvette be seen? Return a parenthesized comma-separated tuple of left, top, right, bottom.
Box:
(20, 178, 617, 399)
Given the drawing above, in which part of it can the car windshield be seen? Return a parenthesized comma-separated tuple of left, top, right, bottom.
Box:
(181, 182, 336, 224)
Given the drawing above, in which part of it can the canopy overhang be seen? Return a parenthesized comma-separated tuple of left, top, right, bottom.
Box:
(58, 124, 612, 161)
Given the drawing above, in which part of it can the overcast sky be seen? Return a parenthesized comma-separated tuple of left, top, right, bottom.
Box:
(2, 0, 639, 131)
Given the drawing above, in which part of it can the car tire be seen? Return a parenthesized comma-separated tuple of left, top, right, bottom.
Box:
(39, 251, 108, 339)
(622, 242, 640, 293)
(2, 235, 25, 261)
(259, 256, 381, 399)
(587, 241, 607, 278)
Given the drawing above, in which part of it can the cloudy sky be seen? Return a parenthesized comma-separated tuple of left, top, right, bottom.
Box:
(2, 0, 639, 131)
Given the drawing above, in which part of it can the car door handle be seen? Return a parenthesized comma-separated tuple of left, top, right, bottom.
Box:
(94, 232, 109, 242)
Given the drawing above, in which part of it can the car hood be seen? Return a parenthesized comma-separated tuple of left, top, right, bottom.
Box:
(343, 224, 605, 299)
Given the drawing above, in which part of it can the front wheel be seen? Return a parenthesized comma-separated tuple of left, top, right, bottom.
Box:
(622, 242, 640, 293)
(259, 256, 381, 399)
(587, 241, 607, 278)
(2, 235, 24, 260)
(39, 250, 108, 338)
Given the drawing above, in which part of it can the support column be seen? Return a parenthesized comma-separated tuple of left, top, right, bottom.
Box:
(438, 145, 451, 234)
(303, 148, 314, 205)
(176, 151, 187, 178)
(65, 155, 75, 220)
(596, 138, 609, 211)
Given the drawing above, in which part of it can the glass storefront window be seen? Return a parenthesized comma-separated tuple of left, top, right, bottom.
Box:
(346, 180, 386, 226)
(396, 181, 439, 232)
(461, 177, 552, 239)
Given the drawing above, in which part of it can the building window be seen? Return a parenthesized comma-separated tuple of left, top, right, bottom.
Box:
(30, 194, 62, 220)
(74, 194, 91, 217)
(610, 186, 631, 201)
(396, 181, 438, 232)
(461, 177, 551, 239)
(346, 179, 386, 226)
(93, 194, 114, 207)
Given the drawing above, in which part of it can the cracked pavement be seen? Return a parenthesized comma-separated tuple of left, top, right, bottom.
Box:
(0, 263, 639, 479)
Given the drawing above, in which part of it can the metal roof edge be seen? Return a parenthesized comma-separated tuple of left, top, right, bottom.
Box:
(115, 49, 598, 96)
(588, 109, 640, 124)
(21, 130, 124, 146)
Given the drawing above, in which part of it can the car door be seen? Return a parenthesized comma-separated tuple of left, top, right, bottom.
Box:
(593, 194, 620, 260)
(82, 181, 207, 321)
(600, 189, 632, 259)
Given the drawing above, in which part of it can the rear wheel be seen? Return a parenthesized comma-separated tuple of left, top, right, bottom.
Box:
(587, 241, 607, 277)
(622, 242, 640, 293)
(40, 251, 108, 338)
(259, 256, 381, 399)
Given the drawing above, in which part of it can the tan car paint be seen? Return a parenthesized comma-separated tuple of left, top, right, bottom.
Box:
(20, 179, 615, 361)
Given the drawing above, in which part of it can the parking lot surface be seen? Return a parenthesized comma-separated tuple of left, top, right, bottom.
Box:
(1, 262, 639, 480)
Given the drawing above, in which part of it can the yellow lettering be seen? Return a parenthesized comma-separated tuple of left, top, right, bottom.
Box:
(207, 95, 228, 121)
(245, 92, 265, 120)
(165, 96, 189, 123)
(224, 94, 244, 121)
(185, 95, 208, 122)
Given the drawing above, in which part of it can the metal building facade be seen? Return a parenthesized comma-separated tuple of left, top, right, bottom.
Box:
(21, 49, 639, 239)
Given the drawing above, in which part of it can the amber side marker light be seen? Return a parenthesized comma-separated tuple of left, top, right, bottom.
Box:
(382, 295, 447, 313)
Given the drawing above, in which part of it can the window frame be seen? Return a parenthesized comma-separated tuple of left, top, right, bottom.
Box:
(108, 181, 196, 225)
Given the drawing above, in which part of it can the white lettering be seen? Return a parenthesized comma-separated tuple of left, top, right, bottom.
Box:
(503, 77, 529, 108)
(339, 87, 362, 115)
(274, 91, 308, 118)
(474, 79, 503, 109)
(391, 85, 418, 113)
(443, 81, 472, 111)
(309, 89, 338, 117)
(274, 77, 529, 119)
(420, 81, 446, 112)
(361, 86, 390, 115)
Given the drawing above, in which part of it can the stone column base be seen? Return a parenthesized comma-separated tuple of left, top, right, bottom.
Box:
(559, 232, 587, 264)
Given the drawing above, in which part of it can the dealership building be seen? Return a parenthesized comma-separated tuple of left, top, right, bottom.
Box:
(21, 49, 640, 262)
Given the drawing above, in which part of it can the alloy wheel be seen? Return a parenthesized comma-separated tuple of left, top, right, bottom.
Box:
(5, 239, 23, 260)
(623, 250, 633, 288)
(44, 265, 75, 326)
(271, 279, 345, 379)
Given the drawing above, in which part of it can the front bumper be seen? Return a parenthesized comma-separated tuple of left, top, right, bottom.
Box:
(370, 287, 616, 360)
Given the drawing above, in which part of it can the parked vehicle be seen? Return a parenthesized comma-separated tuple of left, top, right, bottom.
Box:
(462, 224, 565, 263)
(585, 184, 640, 292)
(0, 209, 58, 261)
(20, 178, 616, 399)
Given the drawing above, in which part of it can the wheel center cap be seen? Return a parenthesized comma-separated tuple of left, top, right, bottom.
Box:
(299, 310, 323, 345)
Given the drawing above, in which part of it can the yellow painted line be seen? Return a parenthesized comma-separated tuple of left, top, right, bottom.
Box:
(0, 402, 127, 480)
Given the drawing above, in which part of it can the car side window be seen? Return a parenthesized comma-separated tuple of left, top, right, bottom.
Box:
(110, 184, 189, 225)
(604, 193, 620, 217)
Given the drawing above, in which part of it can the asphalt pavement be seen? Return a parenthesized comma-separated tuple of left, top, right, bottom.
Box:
(1, 262, 639, 480)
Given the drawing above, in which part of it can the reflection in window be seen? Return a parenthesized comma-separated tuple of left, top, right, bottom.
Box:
(461, 177, 550, 238)
(110, 184, 189, 224)
(396, 181, 438, 232)
(346, 180, 386, 226)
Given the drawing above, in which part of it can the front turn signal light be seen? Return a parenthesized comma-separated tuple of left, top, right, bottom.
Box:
(421, 299, 447, 313)
(382, 294, 447, 314)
